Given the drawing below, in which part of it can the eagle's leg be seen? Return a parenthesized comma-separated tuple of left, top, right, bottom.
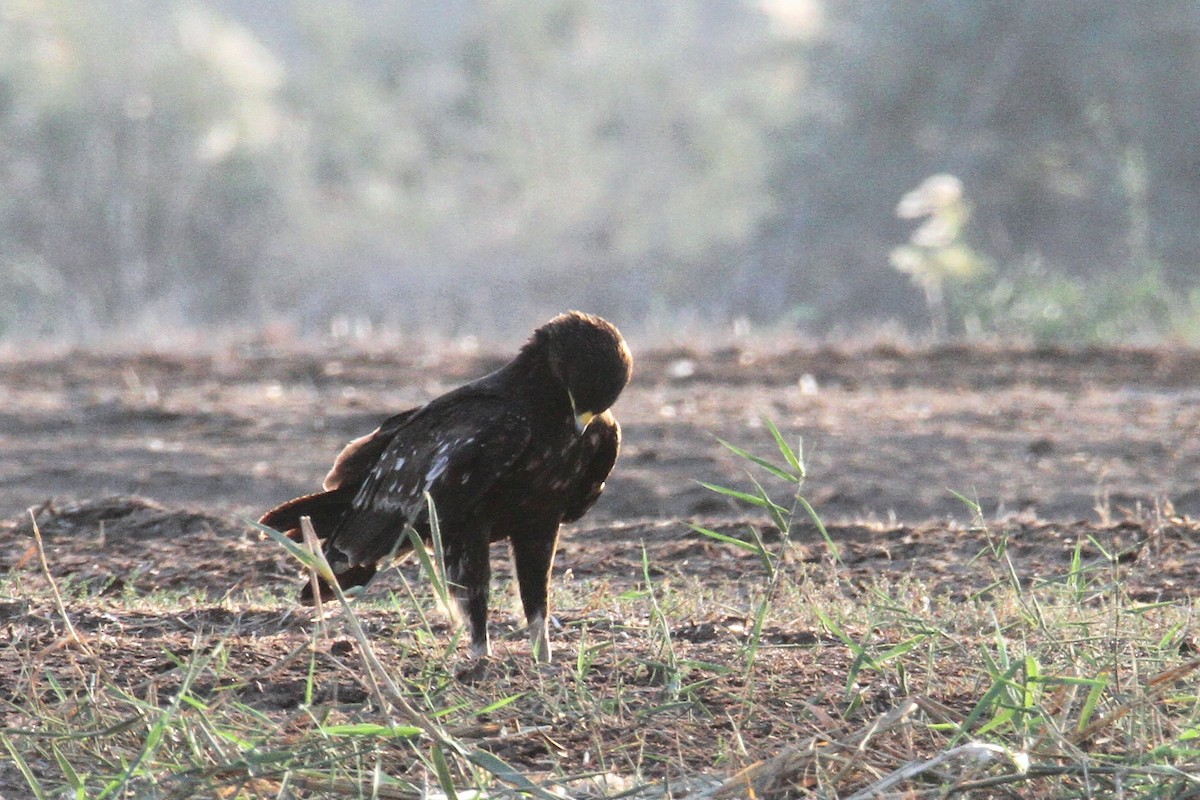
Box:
(511, 528, 560, 663)
(445, 533, 492, 658)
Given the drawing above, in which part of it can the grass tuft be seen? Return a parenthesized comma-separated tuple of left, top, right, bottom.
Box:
(684, 419, 1200, 797)
(2, 422, 1198, 797)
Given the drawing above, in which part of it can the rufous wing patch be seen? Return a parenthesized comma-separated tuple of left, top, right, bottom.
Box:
(323, 427, 381, 491)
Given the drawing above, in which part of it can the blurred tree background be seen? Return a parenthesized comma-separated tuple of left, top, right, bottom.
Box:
(2, 0, 1198, 342)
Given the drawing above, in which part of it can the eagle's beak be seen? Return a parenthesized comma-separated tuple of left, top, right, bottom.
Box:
(568, 390, 595, 434)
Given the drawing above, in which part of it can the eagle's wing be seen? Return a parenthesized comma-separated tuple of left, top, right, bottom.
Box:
(258, 485, 356, 540)
(562, 410, 621, 523)
(326, 400, 532, 568)
(259, 407, 419, 539)
(323, 407, 420, 491)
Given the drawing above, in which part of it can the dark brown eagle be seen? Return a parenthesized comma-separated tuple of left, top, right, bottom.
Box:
(260, 311, 632, 662)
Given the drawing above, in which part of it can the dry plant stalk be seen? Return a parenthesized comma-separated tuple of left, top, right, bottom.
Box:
(28, 509, 94, 656)
(845, 741, 1008, 800)
(294, 516, 559, 800)
(297, 516, 449, 744)
(1070, 656, 1200, 745)
(691, 697, 919, 799)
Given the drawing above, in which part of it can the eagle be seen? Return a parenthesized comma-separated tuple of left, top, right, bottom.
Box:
(260, 311, 632, 663)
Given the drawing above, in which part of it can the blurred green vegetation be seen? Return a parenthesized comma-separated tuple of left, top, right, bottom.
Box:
(1, 1, 1198, 342)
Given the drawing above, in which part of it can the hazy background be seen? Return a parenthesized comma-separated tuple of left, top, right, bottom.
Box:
(2, 0, 1199, 344)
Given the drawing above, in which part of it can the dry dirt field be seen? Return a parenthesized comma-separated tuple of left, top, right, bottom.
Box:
(2, 340, 1199, 797)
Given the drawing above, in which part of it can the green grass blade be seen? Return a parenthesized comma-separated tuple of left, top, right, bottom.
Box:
(1069, 538, 1085, 596)
(746, 473, 790, 533)
(1, 732, 48, 800)
(246, 517, 335, 582)
(798, 495, 843, 568)
(948, 489, 986, 530)
(812, 605, 863, 659)
(318, 723, 423, 738)
(641, 544, 680, 688)
(431, 743, 460, 800)
(476, 693, 526, 715)
(950, 660, 1024, 744)
(761, 416, 805, 479)
(406, 524, 452, 612)
(743, 522, 778, 577)
(466, 750, 560, 799)
(1022, 654, 1041, 715)
(874, 636, 925, 665)
(425, 491, 450, 590)
(1086, 534, 1114, 562)
(689, 523, 761, 553)
(1078, 677, 1109, 731)
(714, 438, 797, 482)
(975, 704, 1017, 736)
(697, 481, 780, 512)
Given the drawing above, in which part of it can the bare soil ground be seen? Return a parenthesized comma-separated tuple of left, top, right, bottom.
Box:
(1, 341, 1199, 797)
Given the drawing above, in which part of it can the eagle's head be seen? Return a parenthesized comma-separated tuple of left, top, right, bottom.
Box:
(530, 311, 632, 430)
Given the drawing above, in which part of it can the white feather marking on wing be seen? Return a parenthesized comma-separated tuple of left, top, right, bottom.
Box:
(424, 439, 456, 486)
(373, 472, 406, 511)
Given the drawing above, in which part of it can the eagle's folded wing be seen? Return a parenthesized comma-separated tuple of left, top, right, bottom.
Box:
(325, 402, 532, 567)
(562, 411, 621, 523)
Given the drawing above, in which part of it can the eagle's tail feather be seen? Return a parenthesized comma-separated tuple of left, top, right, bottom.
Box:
(261, 488, 381, 605)
(258, 488, 355, 542)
